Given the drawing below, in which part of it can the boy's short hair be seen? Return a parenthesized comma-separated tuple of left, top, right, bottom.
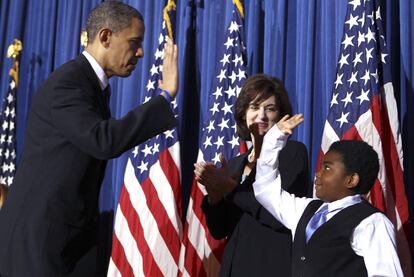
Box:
(328, 140, 379, 194)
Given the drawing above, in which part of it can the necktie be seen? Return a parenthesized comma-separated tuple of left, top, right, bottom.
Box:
(305, 204, 329, 242)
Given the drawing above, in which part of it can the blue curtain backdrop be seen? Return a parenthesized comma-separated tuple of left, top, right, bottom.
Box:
(1, 0, 413, 267)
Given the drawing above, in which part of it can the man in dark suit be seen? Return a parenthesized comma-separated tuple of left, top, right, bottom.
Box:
(0, 2, 178, 276)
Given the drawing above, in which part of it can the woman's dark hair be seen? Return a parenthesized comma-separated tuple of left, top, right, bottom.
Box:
(328, 140, 379, 194)
(235, 74, 292, 140)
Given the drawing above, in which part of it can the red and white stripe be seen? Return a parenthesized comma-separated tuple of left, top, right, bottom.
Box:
(317, 82, 412, 276)
(108, 143, 182, 277)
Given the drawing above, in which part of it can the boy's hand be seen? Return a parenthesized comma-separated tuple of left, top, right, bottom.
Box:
(276, 114, 304, 135)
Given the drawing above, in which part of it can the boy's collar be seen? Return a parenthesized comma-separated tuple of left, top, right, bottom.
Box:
(322, 194, 363, 212)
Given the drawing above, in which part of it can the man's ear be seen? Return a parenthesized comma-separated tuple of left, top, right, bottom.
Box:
(98, 28, 112, 48)
(346, 173, 359, 189)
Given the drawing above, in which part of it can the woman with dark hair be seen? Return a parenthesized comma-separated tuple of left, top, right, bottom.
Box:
(195, 74, 311, 276)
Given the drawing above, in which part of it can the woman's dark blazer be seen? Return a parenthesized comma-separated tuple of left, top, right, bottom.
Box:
(202, 140, 310, 277)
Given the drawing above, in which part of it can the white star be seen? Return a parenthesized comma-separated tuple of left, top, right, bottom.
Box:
(132, 147, 139, 157)
(2, 163, 8, 172)
(158, 33, 164, 45)
(381, 53, 388, 64)
(235, 85, 242, 97)
(336, 111, 350, 128)
(233, 54, 243, 66)
(0, 135, 5, 144)
(237, 69, 246, 81)
(348, 71, 358, 86)
(11, 150, 16, 159)
(357, 31, 365, 47)
(365, 28, 376, 44)
(8, 163, 15, 172)
(7, 176, 13, 186)
(212, 152, 221, 164)
(349, 0, 361, 10)
(150, 64, 158, 76)
(152, 143, 160, 154)
(345, 14, 359, 30)
(7, 93, 13, 103)
(214, 136, 224, 149)
(0, 177, 6, 185)
(334, 73, 344, 89)
(141, 144, 152, 157)
(353, 52, 363, 67)
(365, 48, 374, 63)
(137, 161, 148, 173)
(154, 48, 164, 60)
(361, 70, 371, 85)
(228, 135, 239, 149)
(210, 102, 220, 115)
(229, 71, 237, 84)
(224, 86, 236, 98)
(224, 37, 234, 49)
(338, 54, 349, 68)
(220, 54, 230, 66)
(356, 89, 370, 104)
(228, 21, 240, 33)
(341, 34, 355, 50)
(146, 80, 155, 91)
(143, 96, 151, 103)
(206, 120, 215, 133)
(371, 69, 379, 83)
(341, 92, 354, 108)
(164, 129, 174, 139)
(212, 87, 223, 99)
(4, 107, 10, 117)
(2, 121, 8, 130)
(218, 118, 229, 131)
(9, 81, 15, 90)
(10, 108, 15, 117)
(217, 69, 227, 82)
(358, 12, 365, 27)
(9, 121, 14, 130)
(222, 102, 233, 115)
(7, 136, 12, 144)
(330, 92, 339, 107)
(375, 6, 382, 21)
(4, 149, 9, 159)
(203, 136, 212, 148)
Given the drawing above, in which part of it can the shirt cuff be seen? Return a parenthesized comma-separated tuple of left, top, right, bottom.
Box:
(159, 89, 173, 103)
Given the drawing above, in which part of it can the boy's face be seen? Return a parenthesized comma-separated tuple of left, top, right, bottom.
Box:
(314, 150, 356, 202)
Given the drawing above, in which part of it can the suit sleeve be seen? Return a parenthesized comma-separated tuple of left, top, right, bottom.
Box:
(50, 80, 177, 160)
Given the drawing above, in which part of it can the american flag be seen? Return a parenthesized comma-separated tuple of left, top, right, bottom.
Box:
(317, 0, 411, 275)
(179, 1, 247, 276)
(107, 1, 183, 276)
(0, 66, 18, 187)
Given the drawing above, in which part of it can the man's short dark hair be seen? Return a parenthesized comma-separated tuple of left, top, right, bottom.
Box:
(328, 140, 379, 194)
(235, 74, 292, 141)
(86, 1, 144, 43)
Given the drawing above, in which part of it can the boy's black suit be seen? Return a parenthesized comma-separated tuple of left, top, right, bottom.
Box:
(0, 54, 176, 276)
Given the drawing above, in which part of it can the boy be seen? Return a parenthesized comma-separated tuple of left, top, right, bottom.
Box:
(253, 114, 403, 277)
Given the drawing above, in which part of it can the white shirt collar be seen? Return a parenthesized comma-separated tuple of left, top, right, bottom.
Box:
(82, 50, 108, 90)
(318, 194, 363, 213)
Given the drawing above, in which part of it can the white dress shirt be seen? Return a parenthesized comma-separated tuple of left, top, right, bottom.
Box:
(253, 125, 403, 277)
(82, 50, 108, 90)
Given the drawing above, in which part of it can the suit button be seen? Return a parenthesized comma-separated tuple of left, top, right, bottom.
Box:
(300, 256, 306, 261)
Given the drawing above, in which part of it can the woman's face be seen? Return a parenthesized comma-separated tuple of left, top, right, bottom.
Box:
(245, 95, 280, 137)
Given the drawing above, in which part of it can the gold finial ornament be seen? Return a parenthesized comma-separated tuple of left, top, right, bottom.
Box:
(7, 39, 22, 59)
(80, 30, 88, 47)
(7, 39, 23, 86)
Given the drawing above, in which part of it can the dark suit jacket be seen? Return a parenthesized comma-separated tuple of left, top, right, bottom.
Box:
(0, 55, 177, 276)
(202, 140, 310, 277)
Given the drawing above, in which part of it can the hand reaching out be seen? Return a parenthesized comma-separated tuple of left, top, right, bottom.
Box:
(194, 154, 237, 204)
(276, 114, 304, 135)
